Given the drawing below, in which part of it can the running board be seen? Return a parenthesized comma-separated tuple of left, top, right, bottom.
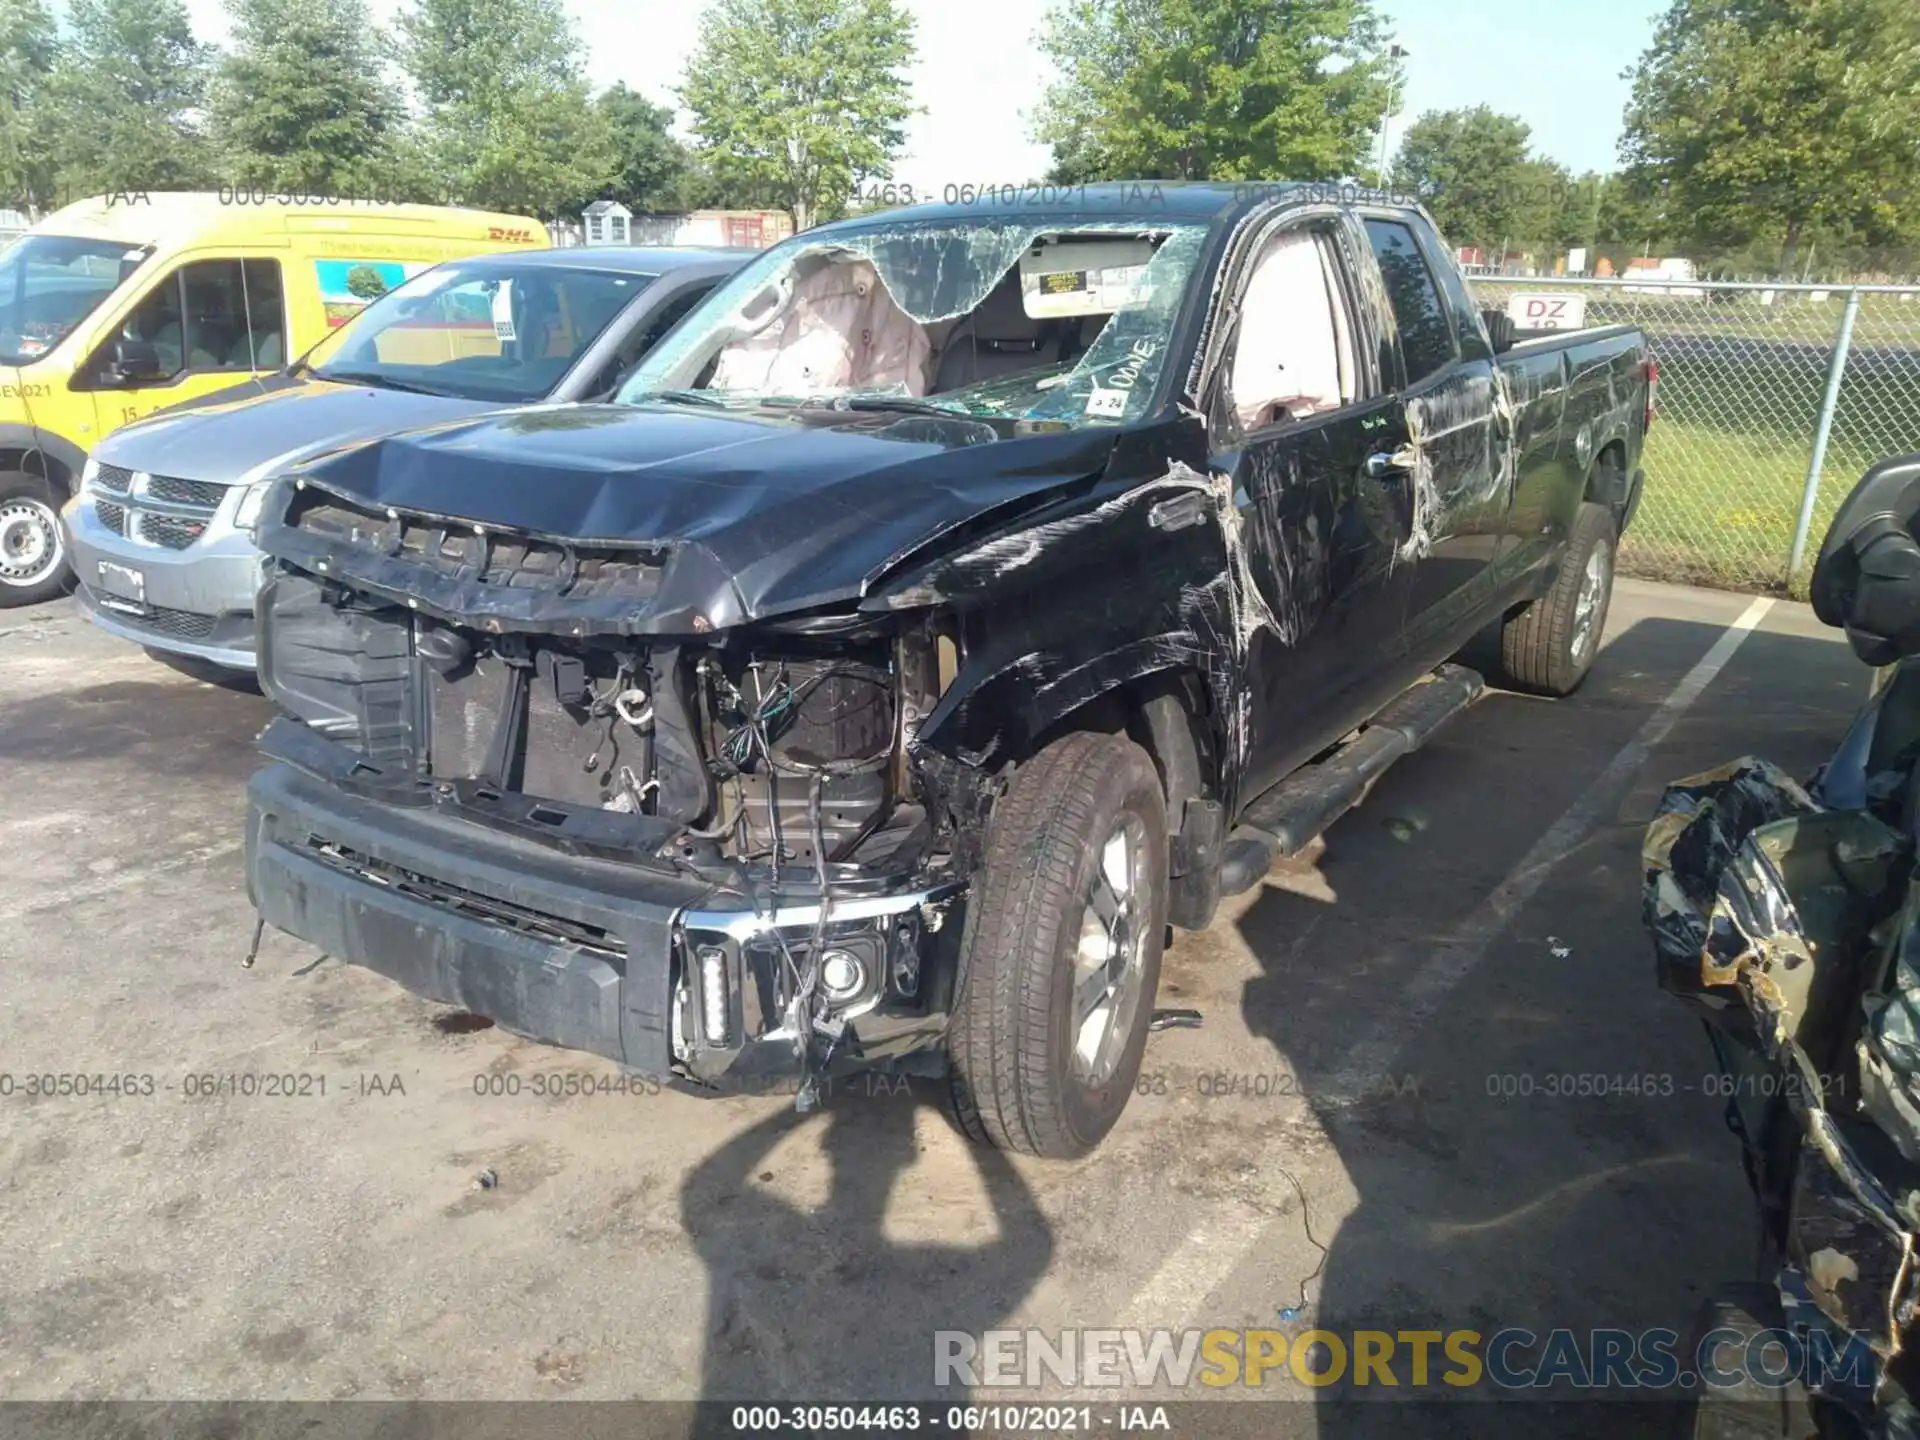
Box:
(1217, 665, 1485, 896)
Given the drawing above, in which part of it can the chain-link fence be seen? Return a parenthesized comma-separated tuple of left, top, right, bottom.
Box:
(1469, 277, 1920, 595)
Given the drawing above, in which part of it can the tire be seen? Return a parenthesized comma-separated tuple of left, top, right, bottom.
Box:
(947, 730, 1168, 1158)
(1496, 499, 1616, 696)
(0, 470, 73, 608)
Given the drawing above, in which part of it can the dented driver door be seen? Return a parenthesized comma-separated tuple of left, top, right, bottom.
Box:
(1207, 217, 1421, 805)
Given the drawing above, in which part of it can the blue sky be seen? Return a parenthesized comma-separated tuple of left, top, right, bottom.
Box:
(1381, 0, 1672, 174)
(183, 0, 1673, 186)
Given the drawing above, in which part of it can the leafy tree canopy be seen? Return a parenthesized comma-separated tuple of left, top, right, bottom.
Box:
(1035, 0, 1393, 183)
(680, 0, 916, 231)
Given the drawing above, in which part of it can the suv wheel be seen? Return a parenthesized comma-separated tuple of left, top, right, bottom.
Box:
(0, 471, 72, 608)
(947, 730, 1167, 1158)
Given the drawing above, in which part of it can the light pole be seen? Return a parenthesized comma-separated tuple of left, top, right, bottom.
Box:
(1376, 43, 1409, 185)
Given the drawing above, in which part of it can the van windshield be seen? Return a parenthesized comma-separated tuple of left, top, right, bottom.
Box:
(302, 259, 654, 403)
(0, 236, 152, 366)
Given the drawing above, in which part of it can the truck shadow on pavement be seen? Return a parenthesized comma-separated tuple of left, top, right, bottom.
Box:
(0, 676, 272, 777)
(1232, 618, 1862, 1439)
(680, 1079, 1053, 1422)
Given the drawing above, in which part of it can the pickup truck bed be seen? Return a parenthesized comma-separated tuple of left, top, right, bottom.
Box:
(241, 182, 1652, 1157)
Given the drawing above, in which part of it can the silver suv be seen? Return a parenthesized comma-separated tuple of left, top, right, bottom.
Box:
(65, 246, 747, 670)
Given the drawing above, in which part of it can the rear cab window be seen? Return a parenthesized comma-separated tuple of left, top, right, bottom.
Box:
(1362, 218, 1459, 386)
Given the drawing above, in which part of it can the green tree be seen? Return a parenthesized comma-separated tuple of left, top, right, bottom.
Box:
(1619, 0, 1920, 271)
(0, 0, 60, 214)
(345, 264, 388, 299)
(209, 0, 405, 197)
(679, 0, 916, 231)
(47, 0, 215, 198)
(397, 0, 616, 219)
(593, 83, 690, 212)
(1034, 0, 1392, 182)
(1389, 106, 1530, 255)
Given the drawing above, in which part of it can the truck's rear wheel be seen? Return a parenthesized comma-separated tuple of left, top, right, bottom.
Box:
(1495, 500, 1616, 696)
(0, 471, 71, 609)
(947, 730, 1167, 1158)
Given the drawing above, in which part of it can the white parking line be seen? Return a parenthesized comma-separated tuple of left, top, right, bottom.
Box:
(1322, 592, 1774, 1103)
(1127, 593, 1774, 1331)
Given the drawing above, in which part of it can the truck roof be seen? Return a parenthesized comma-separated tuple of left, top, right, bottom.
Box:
(822, 180, 1406, 234)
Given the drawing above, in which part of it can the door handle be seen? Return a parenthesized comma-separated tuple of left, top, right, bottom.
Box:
(1363, 451, 1408, 480)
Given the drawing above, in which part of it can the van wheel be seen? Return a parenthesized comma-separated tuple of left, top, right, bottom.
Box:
(947, 731, 1167, 1159)
(0, 471, 73, 608)
(1496, 500, 1616, 696)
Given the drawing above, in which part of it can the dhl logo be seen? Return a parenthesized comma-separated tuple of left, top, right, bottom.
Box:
(488, 227, 536, 242)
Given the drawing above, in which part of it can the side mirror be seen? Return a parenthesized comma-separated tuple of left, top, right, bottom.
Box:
(1811, 454, 1920, 665)
(110, 339, 167, 383)
(1481, 308, 1516, 354)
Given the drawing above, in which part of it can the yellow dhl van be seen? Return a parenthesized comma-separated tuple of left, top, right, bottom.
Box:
(0, 192, 546, 605)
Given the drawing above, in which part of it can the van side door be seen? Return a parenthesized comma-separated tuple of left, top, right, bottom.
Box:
(72, 256, 290, 436)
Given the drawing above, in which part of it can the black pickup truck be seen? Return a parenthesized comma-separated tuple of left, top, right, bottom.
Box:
(243, 183, 1653, 1157)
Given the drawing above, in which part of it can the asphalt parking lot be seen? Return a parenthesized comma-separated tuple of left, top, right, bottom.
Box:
(0, 577, 1868, 1435)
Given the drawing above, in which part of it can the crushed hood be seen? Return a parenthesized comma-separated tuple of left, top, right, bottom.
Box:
(99, 376, 499, 485)
(261, 401, 1145, 630)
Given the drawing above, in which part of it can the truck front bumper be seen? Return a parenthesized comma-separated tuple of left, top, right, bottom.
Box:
(64, 492, 261, 670)
(245, 761, 962, 1085)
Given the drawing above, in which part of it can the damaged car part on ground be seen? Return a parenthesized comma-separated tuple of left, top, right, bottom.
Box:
(243, 182, 1652, 1157)
(1644, 454, 1920, 1437)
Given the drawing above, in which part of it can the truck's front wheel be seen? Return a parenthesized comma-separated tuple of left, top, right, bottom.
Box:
(0, 471, 71, 609)
(947, 730, 1167, 1158)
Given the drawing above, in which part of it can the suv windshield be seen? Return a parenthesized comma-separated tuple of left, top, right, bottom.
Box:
(0, 235, 152, 366)
(304, 259, 654, 404)
(616, 217, 1211, 427)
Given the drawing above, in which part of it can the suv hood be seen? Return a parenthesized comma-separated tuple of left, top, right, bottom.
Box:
(262, 401, 1149, 629)
(99, 376, 498, 485)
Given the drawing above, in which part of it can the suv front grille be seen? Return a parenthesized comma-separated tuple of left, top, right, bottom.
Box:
(146, 475, 228, 508)
(87, 468, 224, 549)
(92, 601, 218, 640)
(138, 513, 208, 550)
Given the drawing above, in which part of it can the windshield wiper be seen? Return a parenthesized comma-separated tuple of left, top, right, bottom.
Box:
(830, 395, 967, 418)
(637, 388, 731, 410)
(317, 369, 457, 398)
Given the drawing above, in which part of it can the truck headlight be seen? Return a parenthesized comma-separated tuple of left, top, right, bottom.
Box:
(232, 477, 279, 536)
(77, 455, 101, 499)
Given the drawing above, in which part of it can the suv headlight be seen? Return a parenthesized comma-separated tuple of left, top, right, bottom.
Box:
(232, 477, 280, 536)
(77, 455, 102, 499)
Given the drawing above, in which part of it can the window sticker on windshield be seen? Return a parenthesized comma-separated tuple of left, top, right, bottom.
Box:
(490, 282, 516, 341)
(1087, 264, 1149, 309)
(1085, 387, 1128, 418)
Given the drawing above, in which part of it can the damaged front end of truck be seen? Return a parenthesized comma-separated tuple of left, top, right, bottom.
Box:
(1644, 456, 1920, 1434)
(241, 412, 1242, 1096)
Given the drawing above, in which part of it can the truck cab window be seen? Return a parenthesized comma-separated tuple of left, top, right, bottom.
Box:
(1362, 218, 1457, 385)
(1228, 226, 1357, 431)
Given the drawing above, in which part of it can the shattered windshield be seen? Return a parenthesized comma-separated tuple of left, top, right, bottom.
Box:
(615, 218, 1212, 427)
